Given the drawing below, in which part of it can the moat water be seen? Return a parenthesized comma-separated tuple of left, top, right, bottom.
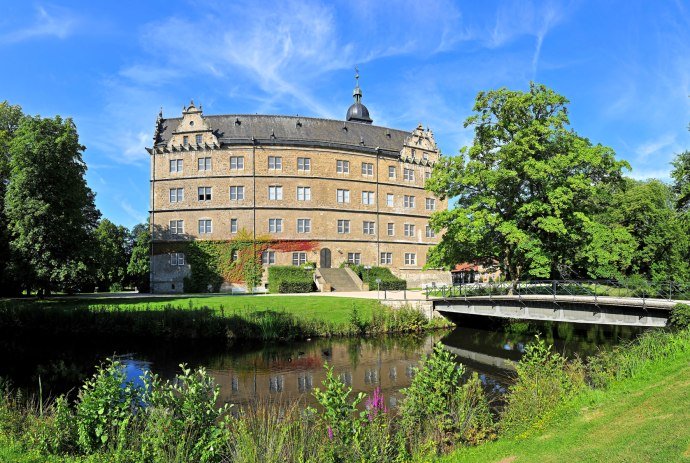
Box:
(0, 315, 648, 407)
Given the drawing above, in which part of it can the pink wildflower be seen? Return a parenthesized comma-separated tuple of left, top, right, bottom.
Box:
(327, 426, 333, 440)
(365, 387, 388, 421)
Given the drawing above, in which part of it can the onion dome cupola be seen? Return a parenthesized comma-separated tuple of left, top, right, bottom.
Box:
(346, 68, 373, 124)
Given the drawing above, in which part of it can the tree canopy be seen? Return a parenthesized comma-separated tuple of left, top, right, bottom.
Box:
(426, 83, 631, 282)
(5, 114, 100, 293)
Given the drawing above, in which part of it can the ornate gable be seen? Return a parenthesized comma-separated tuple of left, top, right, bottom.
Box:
(400, 123, 440, 164)
(167, 101, 219, 150)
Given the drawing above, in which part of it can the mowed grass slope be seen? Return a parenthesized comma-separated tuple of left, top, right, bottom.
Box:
(444, 347, 690, 463)
(7, 294, 383, 325)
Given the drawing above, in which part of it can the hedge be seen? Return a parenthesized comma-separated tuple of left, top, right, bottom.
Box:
(347, 265, 407, 291)
(268, 265, 315, 293)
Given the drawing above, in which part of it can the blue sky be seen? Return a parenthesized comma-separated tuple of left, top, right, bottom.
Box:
(1, 0, 689, 228)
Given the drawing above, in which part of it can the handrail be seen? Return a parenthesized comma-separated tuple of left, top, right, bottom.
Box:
(424, 279, 690, 302)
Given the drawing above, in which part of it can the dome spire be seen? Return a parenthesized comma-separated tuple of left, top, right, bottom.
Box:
(346, 67, 372, 124)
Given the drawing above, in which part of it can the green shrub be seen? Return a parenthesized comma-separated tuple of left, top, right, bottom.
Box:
(75, 360, 141, 454)
(347, 265, 407, 291)
(141, 364, 231, 463)
(399, 343, 492, 456)
(268, 266, 314, 293)
(670, 303, 690, 329)
(501, 336, 585, 437)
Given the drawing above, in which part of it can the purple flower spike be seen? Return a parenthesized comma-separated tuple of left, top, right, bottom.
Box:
(365, 386, 388, 421)
(327, 426, 333, 440)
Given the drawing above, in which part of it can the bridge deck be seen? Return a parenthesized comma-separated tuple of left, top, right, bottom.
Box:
(432, 294, 679, 327)
(432, 294, 678, 310)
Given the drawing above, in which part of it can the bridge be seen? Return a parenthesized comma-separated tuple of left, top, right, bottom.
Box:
(426, 280, 689, 327)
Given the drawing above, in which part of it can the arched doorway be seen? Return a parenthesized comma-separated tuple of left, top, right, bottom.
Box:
(320, 248, 331, 268)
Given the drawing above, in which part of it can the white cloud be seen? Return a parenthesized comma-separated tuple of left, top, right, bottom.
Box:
(0, 5, 77, 44)
(635, 133, 677, 160)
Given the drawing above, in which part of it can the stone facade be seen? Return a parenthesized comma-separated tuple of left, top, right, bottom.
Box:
(148, 95, 449, 293)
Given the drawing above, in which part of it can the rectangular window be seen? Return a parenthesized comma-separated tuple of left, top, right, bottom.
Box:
(426, 225, 436, 238)
(336, 160, 350, 174)
(337, 219, 350, 234)
(404, 253, 417, 266)
(229, 186, 244, 200)
(195, 134, 203, 145)
(183, 135, 189, 146)
(361, 191, 374, 205)
(426, 198, 436, 210)
(230, 156, 244, 170)
(380, 252, 392, 265)
(347, 252, 361, 265)
(387, 223, 394, 236)
(230, 218, 238, 233)
(297, 157, 311, 171)
(268, 156, 282, 170)
(386, 193, 394, 207)
(169, 188, 184, 203)
(171, 252, 185, 266)
(422, 152, 429, 160)
(262, 250, 276, 265)
(197, 157, 211, 171)
(169, 159, 183, 173)
(292, 252, 307, 266)
(336, 189, 350, 203)
(198, 219, 212, 234)
(363, 221, 375, 235)
(170, 220, 184, 235)
(404, 195, 415, 208)
(268, 185, 283, 200)
(361, 162, 373, 176)
(297, 186, 311, 201)
(297, 218, 311, 233)
(403, 168, 415, 181)
(197, 187, 212, 201)
(269, 218, 283, 233)
(404, 223, 415, 237)
(388, 166, 396, 179)
(425, 170, 432, 180)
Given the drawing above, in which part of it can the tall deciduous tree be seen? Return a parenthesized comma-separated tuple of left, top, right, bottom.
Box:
(0, 102, 24, 295)
(426, 83, 630, 283)
(671, 150, 690, 212)
(127, 223, 151, 292)
(5, 115, 100, 293)
(94, 219, 130, 291)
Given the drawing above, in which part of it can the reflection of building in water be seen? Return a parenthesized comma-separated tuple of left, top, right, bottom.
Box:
(208, 336, 438, 408)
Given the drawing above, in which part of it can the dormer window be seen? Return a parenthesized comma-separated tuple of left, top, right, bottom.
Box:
(183, 136, 189, 146)
(195, 134, 202, 145)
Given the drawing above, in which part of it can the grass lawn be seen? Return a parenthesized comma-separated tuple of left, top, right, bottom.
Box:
(443, 346, 690, 462)
(8, 294, 384, 326)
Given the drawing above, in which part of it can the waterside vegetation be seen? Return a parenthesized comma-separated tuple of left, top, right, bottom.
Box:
(0, 295, 450, 342)
(4, 319, 690, 461)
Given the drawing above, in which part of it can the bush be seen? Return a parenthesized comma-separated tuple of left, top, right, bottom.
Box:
(500, 336, 585, 437)
(268, 266, 314, 293)
(670, 303, 690, 329)
(346, 265, 407, 291)
(74, 360, 141, 453)
(399, 343, 493, 456)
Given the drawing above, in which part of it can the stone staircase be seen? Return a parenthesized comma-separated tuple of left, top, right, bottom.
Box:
(318, 268, 362, 292)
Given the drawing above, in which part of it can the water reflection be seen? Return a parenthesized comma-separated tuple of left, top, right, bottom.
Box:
(0, 316, 649, 407)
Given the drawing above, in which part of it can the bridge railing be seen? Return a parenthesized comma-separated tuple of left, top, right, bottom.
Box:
(424, 280, 690, 302)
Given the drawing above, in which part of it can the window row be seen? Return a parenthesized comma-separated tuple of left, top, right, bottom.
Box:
(169, 156, 431, 180)
(169, 219, 436, 238)
(171, 250, 417, 268)
(169, 186, 436, 210)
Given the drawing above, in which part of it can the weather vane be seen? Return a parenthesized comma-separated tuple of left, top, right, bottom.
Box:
(355, 66, 359, 86)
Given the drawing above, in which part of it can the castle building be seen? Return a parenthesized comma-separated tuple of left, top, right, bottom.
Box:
(147, 78, 449, 293)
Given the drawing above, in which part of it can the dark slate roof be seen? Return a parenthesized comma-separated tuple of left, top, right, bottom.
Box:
(157, 114, 409, 154)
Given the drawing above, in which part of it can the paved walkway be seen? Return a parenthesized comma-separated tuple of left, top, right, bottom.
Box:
(45, 290, 429, 302)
